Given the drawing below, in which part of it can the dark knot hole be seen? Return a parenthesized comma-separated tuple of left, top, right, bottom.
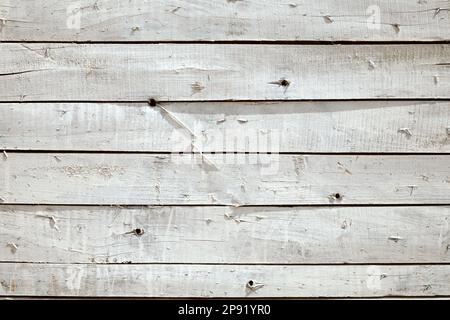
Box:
(134, 228, 144, 236)
(148, 98, 157, 107)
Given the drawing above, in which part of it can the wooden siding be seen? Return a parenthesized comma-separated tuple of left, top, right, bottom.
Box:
(1, 0, 450, 42)
(2, 153, 450, 205)
(1, 0, 450, 299)
(0, 205, 449, 264)
(1, 264, 449, 297)
(1, 101, 450, 153)
(1, 44, 450, 101)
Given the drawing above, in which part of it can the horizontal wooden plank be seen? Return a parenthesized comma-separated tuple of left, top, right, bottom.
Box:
(1, 44, 450, 101)
(0, 263, 449, 297)
(2, 101, 450, 153)
(1, 205, 450, 264)
(1, 0, 450, 42)
(1, 153, 450, 205)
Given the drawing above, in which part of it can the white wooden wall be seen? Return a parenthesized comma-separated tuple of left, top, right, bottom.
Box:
(1, 0, 450, 298)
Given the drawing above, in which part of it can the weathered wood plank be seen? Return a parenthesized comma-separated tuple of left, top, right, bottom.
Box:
(1, 0, 450, 42)
(1, 205, 450, 264)
(1, 44, 450, 101)
(0, 263, 449, 297)
(2, 101, 450, 153)
(1, 153, 450, 205)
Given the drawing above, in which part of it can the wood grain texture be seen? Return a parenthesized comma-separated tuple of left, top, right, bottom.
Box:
(2, 101, 450, 153)
(1, 44, 450, 101)
(1, 205, 450, 264)
(1, 153, 450, 205)
(0, 263, 449, 297)
(2, 0, 450, 301)
(1, 0, 450, 42)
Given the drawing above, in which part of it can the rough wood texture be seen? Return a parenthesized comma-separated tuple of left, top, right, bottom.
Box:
(2, 1, 450, 299)
(1, 44, 450, 101)
(0, 263, 449, 297)
(1, 205, 450, 264)
(2, 101, 450, 153)
(1, 153, 450, 205)
(1, 0, 449, 42)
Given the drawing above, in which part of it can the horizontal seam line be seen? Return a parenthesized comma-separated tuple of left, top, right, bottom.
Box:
(3, 40, 450, 45)
(1, 261, 450, 266)
(2, 204, 450, 207)
(1, 296, 449, 299)
(3, 98, 450, 103)
(2, 98, 450, 103)
(3, 151, 450, 155)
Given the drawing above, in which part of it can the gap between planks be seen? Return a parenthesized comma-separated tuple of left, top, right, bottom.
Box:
(1, 203, 450, 207)
(3, 41, 450, 45)
(2, 262, 450, 266)
(4, 151, 450, 155)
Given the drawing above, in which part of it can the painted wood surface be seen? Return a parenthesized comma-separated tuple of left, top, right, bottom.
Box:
(1, 205, 450, 264)
(1, 0, 450, 42)
(2, 101, 450, 153)
(2, 0, 450, 299)
(0, 263, 449, 297)
(1, 153, 450, 205)
(1, 44, 450, 101)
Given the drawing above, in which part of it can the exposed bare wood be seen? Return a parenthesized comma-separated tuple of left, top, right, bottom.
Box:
(1, 0, 450, 42)
(1, 44, 450, 101)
